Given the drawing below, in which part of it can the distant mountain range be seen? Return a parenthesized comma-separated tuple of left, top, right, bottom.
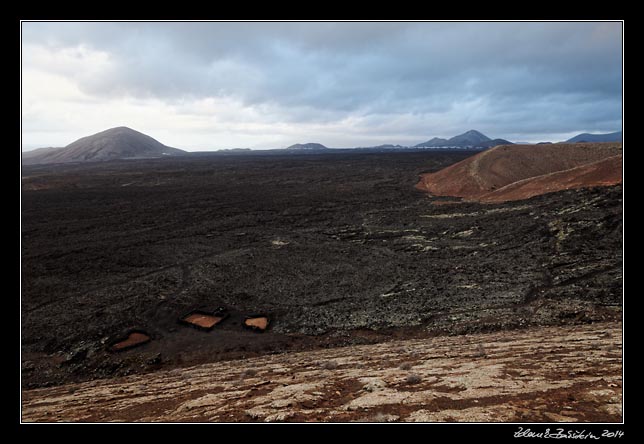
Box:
(22, 127, 623, 166)
(565, 131, 622, 143)
(415, 130, 512, 148)
(22, 127, 185, 165)
(367, 144, 404, 149)
(285, 143, 330, 151)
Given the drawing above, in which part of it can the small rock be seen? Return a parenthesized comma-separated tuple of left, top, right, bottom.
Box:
(264, 412, 294, 422)
(405, 374, 422, 385)
(363, 379, 386, 392)
(240, 369, 257, 379)
(320, 361, 338, 370)
(146, 353, 162, 365)
(359, 413, 399, 422)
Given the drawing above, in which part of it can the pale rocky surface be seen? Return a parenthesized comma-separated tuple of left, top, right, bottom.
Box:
(22, 322, 622, 423)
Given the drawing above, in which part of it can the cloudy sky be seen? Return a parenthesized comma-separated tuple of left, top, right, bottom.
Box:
(21, 21, 622, 150)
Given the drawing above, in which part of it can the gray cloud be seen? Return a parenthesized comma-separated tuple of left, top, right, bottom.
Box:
(21, 21, 622, 148)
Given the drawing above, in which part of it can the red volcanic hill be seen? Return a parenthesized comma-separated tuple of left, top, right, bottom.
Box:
(415, 142, 622, 203)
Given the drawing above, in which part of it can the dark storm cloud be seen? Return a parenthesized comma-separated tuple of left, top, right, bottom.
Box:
(22, 21, 622, 142)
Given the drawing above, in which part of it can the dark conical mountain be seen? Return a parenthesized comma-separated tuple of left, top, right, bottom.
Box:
(566, 131, 622, 143)
(22, 127, 185, 165)
(447, 129, 491, 146)
(285, 143, 329, 151)
(418, 137, 448, 147)
(415, 130, 512, 148)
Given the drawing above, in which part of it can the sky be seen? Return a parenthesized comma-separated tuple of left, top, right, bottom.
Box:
(21, 21, 622, 151)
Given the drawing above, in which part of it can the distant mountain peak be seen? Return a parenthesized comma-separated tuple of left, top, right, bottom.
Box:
(566, 131, 622, 143)
(107, 126, 134, 131)
(22, 127, 185, 165)
(415, 130, 509, 148)
(462, 129, 490, 139)
(425, 137, 448, 145)
(75, 126, 156, 139)
(285, 143, 329, 150)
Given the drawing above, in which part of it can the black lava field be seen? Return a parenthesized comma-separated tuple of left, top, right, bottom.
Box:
(21, 151, 622, 388)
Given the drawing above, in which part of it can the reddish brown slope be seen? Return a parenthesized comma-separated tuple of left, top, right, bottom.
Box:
(21, 322, 622, 423)
(415, 142, 622, 203)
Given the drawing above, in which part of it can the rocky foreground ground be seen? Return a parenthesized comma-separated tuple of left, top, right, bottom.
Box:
(22, 321, 622, 423)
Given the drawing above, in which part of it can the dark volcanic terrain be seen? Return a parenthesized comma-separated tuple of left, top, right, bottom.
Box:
(21, 151, 622, 389)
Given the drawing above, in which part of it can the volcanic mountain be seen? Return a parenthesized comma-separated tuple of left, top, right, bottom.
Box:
(285, 143, 330, 151)
(566, 131, 622, 143)
(415, 130, 512, 149)
(21, 146, 63, 161)
(416, 142, 622, 203)
(22, 127, 185, 165)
